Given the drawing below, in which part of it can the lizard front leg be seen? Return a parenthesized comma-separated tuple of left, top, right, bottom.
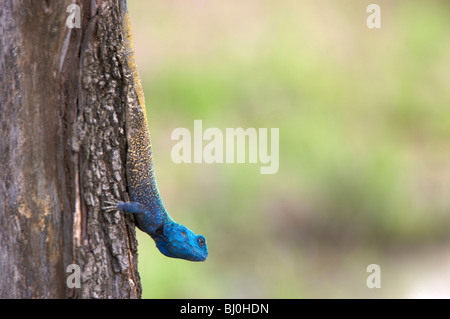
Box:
(103, 198, 163, 236)
(103, 199, 148, 214)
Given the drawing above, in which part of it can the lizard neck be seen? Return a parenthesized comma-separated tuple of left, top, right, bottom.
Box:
(134, 206, 175, 237)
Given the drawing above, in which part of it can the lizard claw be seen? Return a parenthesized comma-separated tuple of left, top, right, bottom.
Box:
(102, 198, 123, 212)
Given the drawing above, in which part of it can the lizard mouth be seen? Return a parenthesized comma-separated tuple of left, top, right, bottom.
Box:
(190, 249, 208, 262)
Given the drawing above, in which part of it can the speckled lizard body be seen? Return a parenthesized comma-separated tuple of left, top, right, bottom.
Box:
(104, 0, 208, 262)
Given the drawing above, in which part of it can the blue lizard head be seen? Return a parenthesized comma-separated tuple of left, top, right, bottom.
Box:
(154, 222, 208, 262)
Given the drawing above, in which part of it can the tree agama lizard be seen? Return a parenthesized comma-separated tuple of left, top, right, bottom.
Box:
(103, 0, 208, 262)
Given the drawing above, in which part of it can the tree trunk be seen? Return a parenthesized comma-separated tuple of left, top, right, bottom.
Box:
(0, 0, 141, 298)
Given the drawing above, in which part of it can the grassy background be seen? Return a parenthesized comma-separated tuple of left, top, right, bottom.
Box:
(127, 0, 450, 298)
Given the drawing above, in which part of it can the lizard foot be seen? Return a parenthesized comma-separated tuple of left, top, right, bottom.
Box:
(102, 198, 123, 212)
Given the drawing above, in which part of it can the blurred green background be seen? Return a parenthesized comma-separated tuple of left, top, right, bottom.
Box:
(128, 0, 450, 298)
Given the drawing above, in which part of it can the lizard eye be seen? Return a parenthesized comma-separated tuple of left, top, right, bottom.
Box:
(197, 235, 206, 247)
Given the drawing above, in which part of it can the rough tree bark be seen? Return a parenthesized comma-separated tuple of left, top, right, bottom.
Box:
(0, 1, 141, 298)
